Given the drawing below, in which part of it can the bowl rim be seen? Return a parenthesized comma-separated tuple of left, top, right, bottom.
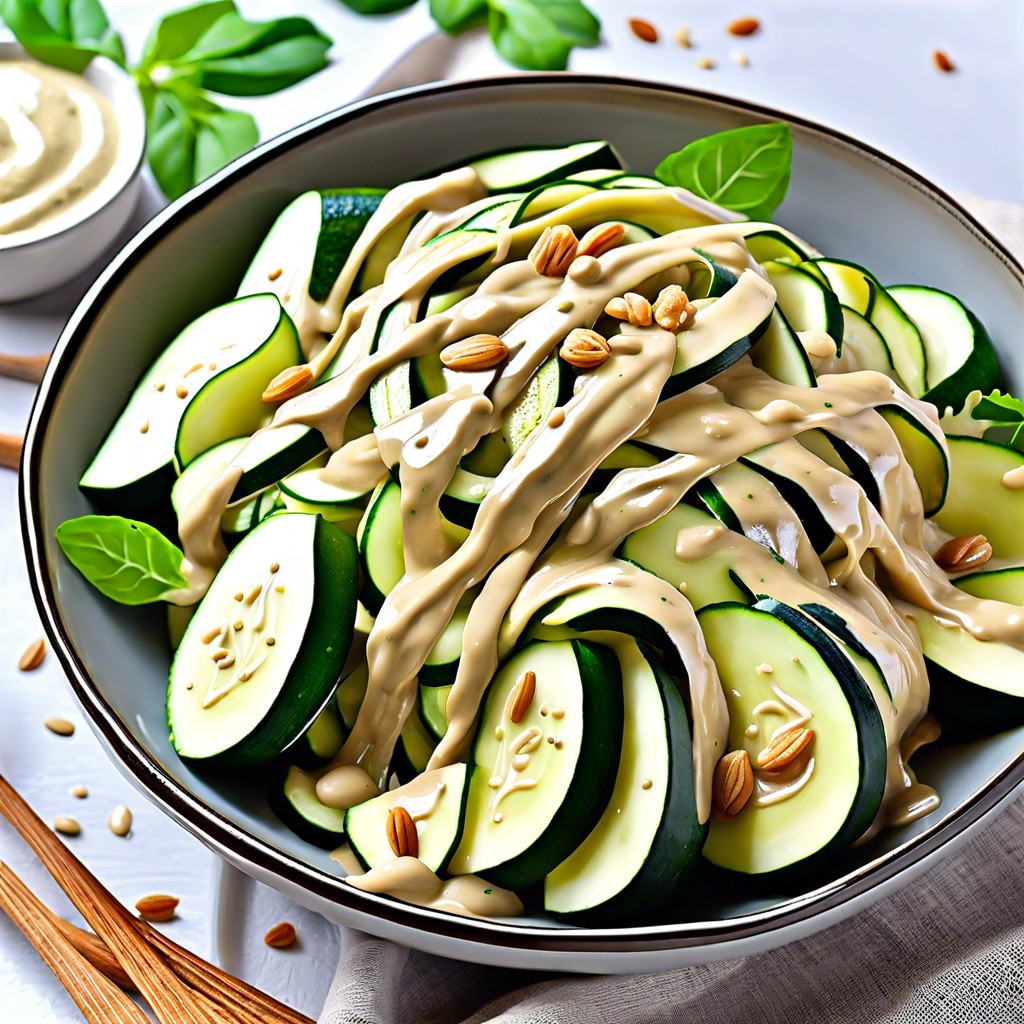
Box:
(19, 72, 1024, 958)
(0, 40, 147, 252)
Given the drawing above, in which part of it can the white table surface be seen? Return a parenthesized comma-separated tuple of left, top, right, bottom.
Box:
(1, 1, 1022, 1019)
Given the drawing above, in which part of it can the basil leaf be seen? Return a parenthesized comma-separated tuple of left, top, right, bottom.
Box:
(194, 34, 332, 95)
(0, 0, 125, 71)
(55, 516, 188, 605)
(655, 123, 793, 221)
(180, 12, 326, 62)
(487, 0, 599, 71)
(429, 0, 487, 33)
(334, 0, 417, 13)
(193, 105, 258, 179)
(972, 391, 1024, 447)
(138, 0, 235, 71)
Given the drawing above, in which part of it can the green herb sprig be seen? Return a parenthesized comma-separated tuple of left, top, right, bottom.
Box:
(0, 0, 332, 199)
(972, 391, 1024, 449)
(655, 123, 793, 222)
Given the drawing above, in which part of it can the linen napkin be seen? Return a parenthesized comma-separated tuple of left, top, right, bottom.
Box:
(319, 39, 1024, 1024)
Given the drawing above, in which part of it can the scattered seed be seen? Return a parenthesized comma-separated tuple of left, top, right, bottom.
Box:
(264, 921, 297, 949)
(54, 816, 81, 836)
(548, 408, 566, 429)
(139, 420, 150, 434)
(696, 56, 716, 69)
(200, 627, 221, 644)
(641, 778, 653, 790)
(244, 585, 262, 606)
(269, 562, 280, 573)
(175, 384, 188, 399)
(268, 268, 284, 281)
(550, 707, 565, 720)
(18, 637, 46, 672)
(71, 785, 88, 799)
(266, 637, 276, 646)
(135, 894, 178, 922)
(933, 49, 955, 73)
(282, 293, 292, 304)
(45, 717, 75, 737)
(727, 16, 760, 36)
(755, 663, 774, 675)
(234, 592, 244, 602)
(731, 49, 750, 66)
(557, 300, 574, 313)
(675, 24, 692, 48)
(108, 804, 132, 837)
(233, 621, 244, 631)
(415, 436, 429, 448)
(208, 363, 217, 371)
(186, 682, 194, 691)
(154, 382, 166, 392)
(628, 17, 659, 43)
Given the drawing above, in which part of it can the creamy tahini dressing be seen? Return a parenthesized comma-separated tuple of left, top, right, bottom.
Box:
(169, 165, 1024, 911)
(0, 60, 118, 238)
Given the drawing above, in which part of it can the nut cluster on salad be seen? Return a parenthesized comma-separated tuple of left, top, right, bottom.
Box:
(56, 127, 1024, 924)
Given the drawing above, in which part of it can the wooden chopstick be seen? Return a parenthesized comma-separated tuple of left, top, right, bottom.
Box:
(0, 772, 213, 1024)
(0, 350, 48, 382)
(0, 861, 150, 1024)
(0, 771, 316, 1024)
(0, 433, 22, 471)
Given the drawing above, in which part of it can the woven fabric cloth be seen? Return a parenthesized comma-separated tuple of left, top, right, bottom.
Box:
(320, 55, 1024, 1022)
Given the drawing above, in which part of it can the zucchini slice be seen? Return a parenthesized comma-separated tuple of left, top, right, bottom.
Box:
(171, 437, 265, 537)
(888, 285, 999, 413)
(955, 566, 1024, 605)
(544, 641, 704, 923)
(81, 295, 301, 511)
(749, 306, 817, 387)
(929, 436, 1024, 559)
(763, 260, 844, 351)
(465, 141, 623, 194)
(167, 512, 358, 766)
(699, 601, 886, 880)
(804, 257, 872, 316)
(345, 763, 470, 873)
(448, 640, 624, 889)
(419, 683, 454, 740)
(286, 699, 346, 771)
(838, 305, 896, 378)
(745, 229, 810, 266)
(279, 452, 376, 521)
(270, 765, 348, 849)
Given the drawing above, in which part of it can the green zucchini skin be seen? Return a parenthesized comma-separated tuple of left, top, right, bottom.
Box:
(169, 515, 359, 768)
(269, 764, 348, 849)
(926, 659, 1024, 740)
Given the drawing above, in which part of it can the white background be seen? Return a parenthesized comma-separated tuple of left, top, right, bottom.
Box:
(1, 1, 1022, 1019)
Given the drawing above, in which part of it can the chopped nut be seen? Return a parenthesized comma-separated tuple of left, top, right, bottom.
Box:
(262, 364, 313, 404)
(560, 328, 611, 370)
(605, 292, 653, 327)
(529, 225, 579, 276)
(264, 921, 297, 948)
(508, 670, 537, 724)
(53, 816, 81, 836)
(71, 785, 88, 799)
(44, 717, 75, 737)
(653, 285, 696, 331)
(757, 726, 814, 771)
(386, 806, 419, 859)
(696, 56, 717, 70)
(933, 50, 955, 73)
(439, 334, 509, 371)
(712, 750, 753, 821)
(675, 24, 692, 48)
(934, 533, 992, 573)
(576, 222, 626, 259)
(727, 16, 760, 36)
(18, 637, 46, 672)
(628, 17, 659, 43)
(135, 894, 179, 922)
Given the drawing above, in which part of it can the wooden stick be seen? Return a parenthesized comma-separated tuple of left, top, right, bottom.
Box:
(0, 433, 22, 471)
(0, 772, 315, 1024)
(0, 350, 48, 382)
(0, 773, 210, 1024)
(0, 862, 150, 1024)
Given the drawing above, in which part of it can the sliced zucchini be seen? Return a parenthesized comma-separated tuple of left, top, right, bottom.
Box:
(278, 452, 376, 520)
(396, 707, 438, 778)
(901, 602, 1024, 736)
(877, 405, 949, 516)
(955, 566, 1024, 605)
(344, 763, 470, 872)
(544, 641, 704, 923)
(419, 683, 453, 739)
(763, 260, 844, 351)
(699, 601, 886, 879)
(745, 229, 809, 266)
(336, 661, 368, 730)
(888, 285, 999, 414)
(167, 513, 358, 766)
(618, 501, 751, 610)
(81, 295, 301, 511)
(929, 436, 1024, 559)
(286, 699, 346, 771)
(270, 765, 348, 849)
(864, 277, 927, 397)
(448, 640, 623, 889)
(420, 589, 475, 687)
(838, 305, 896, 378)
(170, 437, 265, 537)
(501, 357, 567, 454)
(748, 306, 816, 387)
(804, 258, 872, 316)
(465, 141, 623, 194)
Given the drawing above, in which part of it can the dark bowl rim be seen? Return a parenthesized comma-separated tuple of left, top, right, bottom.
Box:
(18, 72, 1024, 958)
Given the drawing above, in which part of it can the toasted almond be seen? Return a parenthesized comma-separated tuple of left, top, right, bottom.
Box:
(628, 17, 659, 43)
(653, 285, 695, 331)
(577, 222, 626, 259)
(108, 804, 132, 837)
(44, 717, 75, 737)
(933, 49, 955, 73)
(386, 806, 418, 859)
(934, 533, 992, 573)
(560, 328, 611, 370)
(18, 637, 46, 672)
(712, 750, 753, 821)
(508, 670, 537, 724)
(439, 334, 509, 371)
(135, 894, 178, 922)
(757, 726, 814, 771)
(53, 816, 81, 837)
(263, 921, 297, 948)
(727, 16, 760, 36)
(263, 364, 313, 404)
(530, 225, 579, 276)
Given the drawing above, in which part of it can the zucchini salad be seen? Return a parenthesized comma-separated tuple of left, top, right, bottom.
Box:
(58, 131, 1024, 925)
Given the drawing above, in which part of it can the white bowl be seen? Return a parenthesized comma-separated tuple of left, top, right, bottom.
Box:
(20, 76, 1024, 973)
(0, 41, 145, 303)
